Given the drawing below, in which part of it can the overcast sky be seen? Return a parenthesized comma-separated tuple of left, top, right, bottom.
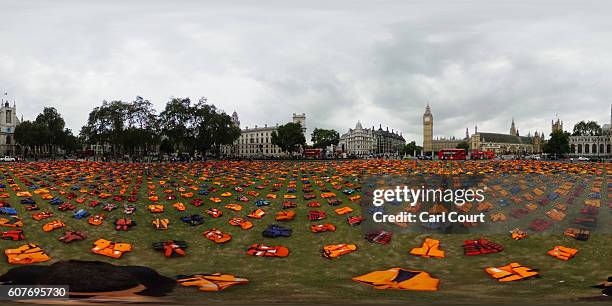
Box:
(1, 0, 611, 143)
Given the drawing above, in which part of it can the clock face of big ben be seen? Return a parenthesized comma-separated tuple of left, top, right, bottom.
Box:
(424, 117, 430, 123)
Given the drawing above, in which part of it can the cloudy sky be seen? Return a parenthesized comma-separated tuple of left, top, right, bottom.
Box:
(1, 0, 611, 143)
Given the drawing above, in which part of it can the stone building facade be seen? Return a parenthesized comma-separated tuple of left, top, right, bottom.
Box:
(0, 100, 19, 156)
(568, 105, 612, 157)
(338, 121, 374, 157)
(223, 113, 306, 158)
(469, 120, 543, 155)
(338, 121, 405, 157)
(432, 137, 463, 152)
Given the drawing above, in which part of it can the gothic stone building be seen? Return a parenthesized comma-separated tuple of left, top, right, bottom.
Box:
(469, 119, 543, 155)
(0, 100, 19, 155)
(422, 104, 465, 153)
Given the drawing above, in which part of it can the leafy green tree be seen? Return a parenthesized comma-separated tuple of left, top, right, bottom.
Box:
(572, 121, 602, 136)
(401, 141, 423, 156)
(35, 107, 66, 155)
(190, 98, 241, 157)
(158, 97, 196, 154)
(81, 96, 240, 158)
(122, 97, 159, 155)
(60, 128, 81, 154)
(271, 122, 306, 155)
(15, 108, 77, 157)
(311, 128, 339, 157)
(544, 130, 571, 156)
(311, 128, 339, 148)
(456, 141, 470, 151)
(81, 97, 159, 156)
(80, 100, 129, 155)
(14, 121, 44, 156)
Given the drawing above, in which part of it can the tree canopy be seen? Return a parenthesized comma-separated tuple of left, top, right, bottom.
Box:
(544, 130, 571, 156)
(79, 96, 240, 157)
(14, 107, 80, 155)
(311, 128, 339, 149)
(401, 141, 423, 156)
(456, 141, 470, 151)
(271, 122, 306, 154)
(572, 121, 602, 136)
(80, 97, 160, 155)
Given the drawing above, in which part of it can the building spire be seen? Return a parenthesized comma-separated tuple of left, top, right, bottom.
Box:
(510, 118, 517, 136)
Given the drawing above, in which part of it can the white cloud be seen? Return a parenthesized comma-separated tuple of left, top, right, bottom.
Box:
(1, 0, 611, 143)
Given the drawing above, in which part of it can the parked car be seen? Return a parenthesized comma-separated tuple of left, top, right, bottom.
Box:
(570, 156, 589, 162)
(0, 156, 16, 162)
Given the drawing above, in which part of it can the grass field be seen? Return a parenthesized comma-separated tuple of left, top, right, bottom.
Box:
(0, 160, 610, 304)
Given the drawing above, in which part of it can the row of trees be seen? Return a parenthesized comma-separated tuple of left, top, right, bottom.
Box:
(572, 121, 603, 136)
(79, 97, 241, 157)
(14, 97, 241, 158)
(14, 107, 80, 156)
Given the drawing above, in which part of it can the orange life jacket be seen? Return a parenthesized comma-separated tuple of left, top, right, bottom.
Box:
(32, 212, 53, 221)
(547, 246, 578, 261)
(485, 262, 539, 282)
(203, 229, 232, 244)
(207, 208, 223, 218)
(275, 211, 295, 221)
(322, 244, 357, 259)
(248, 209, 265, 219)
(225, 203, 242, 211)
(310, 223, 336, 233)
(5, 243, 50, 265)
(148, 204, 164, 213)
(173, 202, 186, 211)
(177, 273, 248, 291)
(88, 214, 105, 226)
(246, 244, 289, 257)
(152, 218, 170, 230)
(335, 206, 353, 215)
(42, 220, 65, 232)
(410, 238, 445, 258)
(91, 239, 132, 259)
(353, 268, 439, 291)
(229, 218, 253, 230)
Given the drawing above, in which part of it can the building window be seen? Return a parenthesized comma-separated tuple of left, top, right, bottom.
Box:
(600, 144, 605, 154)
(6, 110, 11, 124)
(592, 144, 596, 153)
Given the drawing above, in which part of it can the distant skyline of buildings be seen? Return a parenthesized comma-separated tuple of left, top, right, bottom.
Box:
(0, 89, 612, 158)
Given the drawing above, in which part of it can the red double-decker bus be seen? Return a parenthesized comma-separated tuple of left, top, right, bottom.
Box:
(471, 150, 495, 160)
(304, 148, 322, 158)
(438, 149, 467, 160)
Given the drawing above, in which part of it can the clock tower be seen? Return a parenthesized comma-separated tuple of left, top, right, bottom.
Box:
(423, 104, 433, 153)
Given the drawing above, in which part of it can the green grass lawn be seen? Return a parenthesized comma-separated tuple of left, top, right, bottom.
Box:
(0, 161, 610, 304)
